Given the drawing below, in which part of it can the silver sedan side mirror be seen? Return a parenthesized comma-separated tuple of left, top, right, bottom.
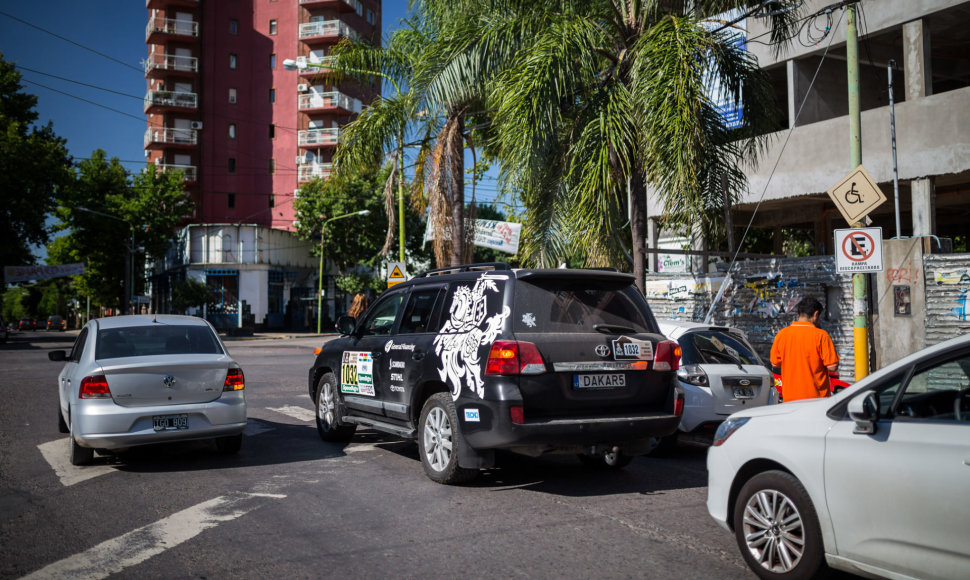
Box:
(847, 390, 879, 435)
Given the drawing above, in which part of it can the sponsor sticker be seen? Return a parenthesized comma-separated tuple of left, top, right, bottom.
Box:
(341, 351, 375, 396)
(464, 408, 481, 422)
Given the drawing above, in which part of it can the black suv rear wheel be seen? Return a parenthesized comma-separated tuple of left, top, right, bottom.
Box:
(418, 393, 477, 484)
(315, 372, 357, 442)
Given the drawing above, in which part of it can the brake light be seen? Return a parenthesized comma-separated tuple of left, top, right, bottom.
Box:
(485, 341, 545, 375)
(674, 393, 685, 416)
(79, 375, 111, 399)
(224, 368, 245, 391)
(653, 340, 681, 371)
(510, 405, 525, 424)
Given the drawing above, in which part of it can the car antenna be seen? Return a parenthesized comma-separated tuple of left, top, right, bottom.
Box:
(153, 312, 158, 323)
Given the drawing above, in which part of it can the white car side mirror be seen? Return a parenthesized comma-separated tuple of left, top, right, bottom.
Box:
(847, 390, 879, 435)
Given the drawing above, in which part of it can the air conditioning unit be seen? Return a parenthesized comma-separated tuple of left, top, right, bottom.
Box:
(190, 121, 203, 130)
(295, 56, 308, 69)
(293, 188, 301, 199)
(296, 156, 305, 165)
(296, 84, 309, 93)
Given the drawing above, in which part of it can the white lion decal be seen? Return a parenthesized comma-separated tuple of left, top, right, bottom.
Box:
(434, 274, 510, 400)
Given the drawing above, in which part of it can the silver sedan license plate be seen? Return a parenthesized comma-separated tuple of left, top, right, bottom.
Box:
(153, 414, 189, 431)
(574, 373, 626, 389)
(733, 387, 755, 399)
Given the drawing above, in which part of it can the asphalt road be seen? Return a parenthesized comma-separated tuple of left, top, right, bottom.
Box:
(1, 329, 757, 579)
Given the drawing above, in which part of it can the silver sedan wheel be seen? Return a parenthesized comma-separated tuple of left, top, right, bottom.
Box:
(740, 488, 805, 573)
(317, 381, 336, 427)
(422, 406, 453, 473)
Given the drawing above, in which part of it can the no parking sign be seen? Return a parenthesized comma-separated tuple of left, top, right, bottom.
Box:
(834, 228, 883, 273)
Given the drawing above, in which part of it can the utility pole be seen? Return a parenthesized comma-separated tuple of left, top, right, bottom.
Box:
(847, 4, 869, 380)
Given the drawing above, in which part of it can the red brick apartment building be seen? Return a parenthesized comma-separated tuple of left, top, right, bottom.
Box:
(144, 0, 381, 330)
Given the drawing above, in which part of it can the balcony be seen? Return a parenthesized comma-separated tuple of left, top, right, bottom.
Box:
(298, 128, 340, 147)
(295, 56, 336, 77)
(144, 90, 198, 112)
(146, 0, 198, 8)
(146, 15, 199, 42)
(157, 163, 197, 182)
(298, 163, 333, 182)
(143, 53, 198, 77)
(299, 20, 358, 44)
(299, 0, 361, 12)
(298, 91, 361, 113)
(144, 127, 198, 148)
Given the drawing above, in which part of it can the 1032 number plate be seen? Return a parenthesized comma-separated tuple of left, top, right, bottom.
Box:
(153, 414, 188, 431)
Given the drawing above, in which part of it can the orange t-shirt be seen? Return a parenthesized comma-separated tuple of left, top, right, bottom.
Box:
(770, 321, 840, 401)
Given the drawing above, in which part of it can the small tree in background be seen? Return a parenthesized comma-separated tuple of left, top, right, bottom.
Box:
(172, 278, 209, 315)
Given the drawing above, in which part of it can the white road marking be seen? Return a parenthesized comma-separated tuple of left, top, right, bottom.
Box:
(20, 492, 286, 580)
(267, 405, 315, 422)
(37, 439, 115, 487)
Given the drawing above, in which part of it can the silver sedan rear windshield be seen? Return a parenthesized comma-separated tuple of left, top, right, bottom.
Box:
(96, 325, 224, 359)
(678, 330, 762, 366)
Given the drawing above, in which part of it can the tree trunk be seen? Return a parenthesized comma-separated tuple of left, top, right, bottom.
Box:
(449, 115, 466, 266)
(630, 174, 648, 294)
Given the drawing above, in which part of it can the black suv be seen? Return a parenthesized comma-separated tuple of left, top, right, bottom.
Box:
(308, 264, 684, 484)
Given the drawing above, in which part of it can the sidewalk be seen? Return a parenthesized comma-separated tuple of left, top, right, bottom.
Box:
(219, 331, 340, 342)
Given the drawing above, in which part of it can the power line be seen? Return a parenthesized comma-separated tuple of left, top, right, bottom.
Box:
(0, 9, 143, 73)
(21, 79, 147, 123)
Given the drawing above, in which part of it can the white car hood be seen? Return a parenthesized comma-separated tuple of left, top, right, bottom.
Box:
(727, 396, 829, 419)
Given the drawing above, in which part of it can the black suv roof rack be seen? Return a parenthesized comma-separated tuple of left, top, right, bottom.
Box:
(416, 262, 512, 278)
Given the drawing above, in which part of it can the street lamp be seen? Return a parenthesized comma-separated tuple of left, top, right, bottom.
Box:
(75, 206, 136, 316)
(283, 58, 407, 264)
(317, 209, 370, 333)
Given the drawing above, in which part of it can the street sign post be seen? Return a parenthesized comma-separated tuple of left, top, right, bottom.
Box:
(826, 165, 887, 225)
(387, 262, 407, 288)
(835, 228, 884, 273)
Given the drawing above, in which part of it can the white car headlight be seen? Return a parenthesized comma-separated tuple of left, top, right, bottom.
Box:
(713, 417, 749, 446)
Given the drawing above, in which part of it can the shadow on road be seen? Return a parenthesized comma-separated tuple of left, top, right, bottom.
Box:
(2, 333, 76, 350)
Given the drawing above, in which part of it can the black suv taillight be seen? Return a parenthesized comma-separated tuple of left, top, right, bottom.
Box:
(485, 340, 546, 375)
(653, 340, 682, 371)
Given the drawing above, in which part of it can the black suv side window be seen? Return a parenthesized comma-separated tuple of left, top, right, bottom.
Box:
(399, 288, 445, 334)
(358, 293, 405, 336)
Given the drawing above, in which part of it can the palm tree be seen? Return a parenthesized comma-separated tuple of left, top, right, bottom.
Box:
(464, 0, 798, 289)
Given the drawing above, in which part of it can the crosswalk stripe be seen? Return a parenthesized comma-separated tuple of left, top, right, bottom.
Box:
(20, 492, 286, 580)
(267, 405, 315, 422)
(37, 439, 114, 487)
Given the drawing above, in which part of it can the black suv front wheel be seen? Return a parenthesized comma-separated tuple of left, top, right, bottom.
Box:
(315, 372, 357, 442)
(418, 393, 477, 484)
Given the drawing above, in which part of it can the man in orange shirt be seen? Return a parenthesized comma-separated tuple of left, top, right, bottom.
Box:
(770, 296, 840, 401)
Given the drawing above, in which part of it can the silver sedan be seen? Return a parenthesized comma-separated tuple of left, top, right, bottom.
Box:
(49, 315, 247, 465)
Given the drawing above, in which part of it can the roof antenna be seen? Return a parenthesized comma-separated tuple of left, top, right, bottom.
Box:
(153, 312, 158, 323)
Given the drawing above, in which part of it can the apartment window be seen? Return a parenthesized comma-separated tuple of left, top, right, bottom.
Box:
(269, 88, 276, 103)
(269, 124, 275, 139)
(269, 54, 276, 69)
(229, 53, 238, 69)
(269, 19, 277, 35)
(269, 158, 276, 175)
(269, 194, 275, 208)
(228, 123, 236, 139)
(366, 9, 376, 25)
(230, 19, 238, 35)
(228, 88, 237, 103)
(228, 193, 236, 209)
(228, 158, 236, 173)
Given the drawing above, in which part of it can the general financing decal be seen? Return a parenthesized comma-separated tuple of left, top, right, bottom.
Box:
(341, 351, 375, 396)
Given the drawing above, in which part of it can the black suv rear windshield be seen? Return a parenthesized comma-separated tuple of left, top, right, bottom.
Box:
(512, 280, 654, 333)
(678, 330, 762, 366)
(97, 325, 224, 359)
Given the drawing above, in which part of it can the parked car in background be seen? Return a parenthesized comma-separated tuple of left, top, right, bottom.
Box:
(772, 366, 850, 399)
(707, 333, 970, 580)
(18, 317, 36, 330)
(46, 315, 66, 331)
(309, 263, 684, 484)
(0, 315, 7, 343)
(49, 315, 247, 465)
(653, 320, 775, 452)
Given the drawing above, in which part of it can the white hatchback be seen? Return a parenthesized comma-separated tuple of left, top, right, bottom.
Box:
(655, 320, 775, 449)
(707, 333, 970, 580)
(49, 315, 247, 465)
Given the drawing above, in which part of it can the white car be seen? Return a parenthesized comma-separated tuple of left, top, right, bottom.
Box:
(707, 333, 970, 580)
(49, 315, 247, 465)
(655, 320, 775, 449)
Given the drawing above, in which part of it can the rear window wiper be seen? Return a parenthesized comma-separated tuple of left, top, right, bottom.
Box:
(593, 323, 637, 334)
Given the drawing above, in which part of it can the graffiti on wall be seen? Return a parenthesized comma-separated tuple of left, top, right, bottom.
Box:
(952, 289, 970, 321)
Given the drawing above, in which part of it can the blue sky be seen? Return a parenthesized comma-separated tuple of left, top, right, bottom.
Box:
(0, 1, 411, 172)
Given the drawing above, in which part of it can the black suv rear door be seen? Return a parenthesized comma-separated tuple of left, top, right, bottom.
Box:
(341, 289, 407, 417)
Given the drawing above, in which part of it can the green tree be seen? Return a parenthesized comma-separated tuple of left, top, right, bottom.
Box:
(0, 53, 72, 286)
(294, 163, 429, 270)
(171, 278, 209, 314)
(447, 1, 797, 291)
